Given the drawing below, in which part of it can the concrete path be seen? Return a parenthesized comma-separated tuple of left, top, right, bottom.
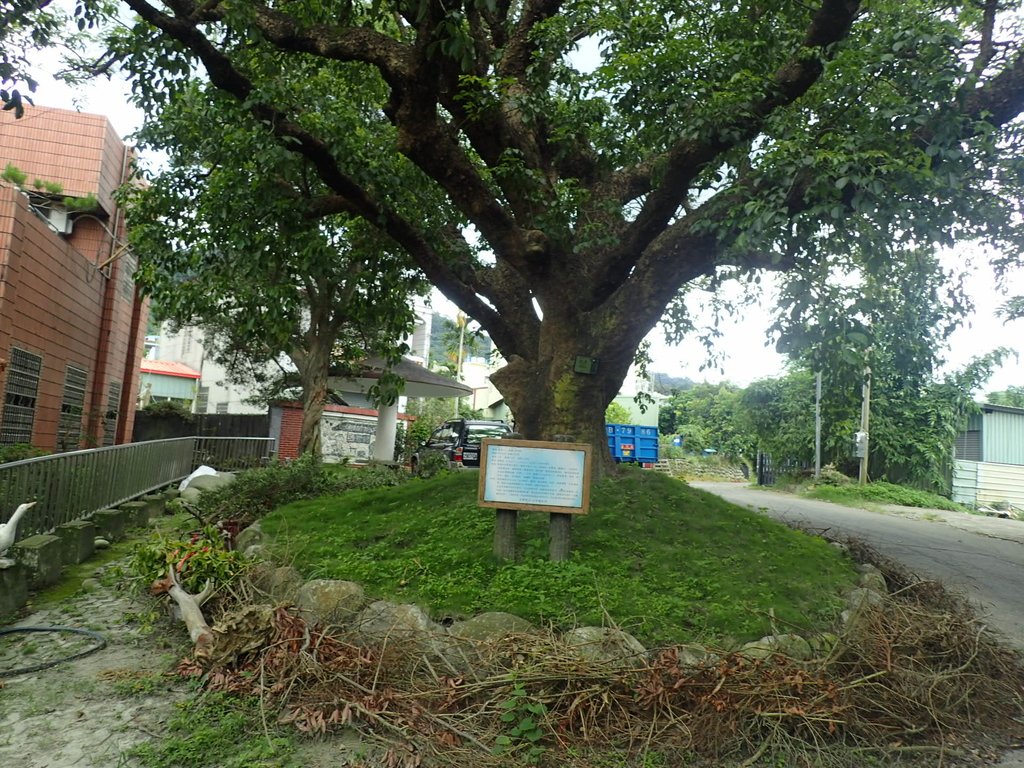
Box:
(0, 564, 187, 767)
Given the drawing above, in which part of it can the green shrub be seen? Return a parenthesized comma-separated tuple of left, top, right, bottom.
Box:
(128, 526, 248, 593)
(189, 454, 410, 526)
(188, 455, 334, 526)
(807, 481, 964, 512)
(404, 416, 434, 460)
(142, 400, 194, 420)
(813, 464, 852, 487)
(0, 443, 50, 464)
(331, 461, 409, 491)
(413, 449, 451, 478)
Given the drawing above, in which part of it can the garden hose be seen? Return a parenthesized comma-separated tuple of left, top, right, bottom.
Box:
(0, 626, 107, 677)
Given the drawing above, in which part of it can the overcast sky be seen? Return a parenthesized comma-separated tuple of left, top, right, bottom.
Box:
(24, 49, 1023, 396)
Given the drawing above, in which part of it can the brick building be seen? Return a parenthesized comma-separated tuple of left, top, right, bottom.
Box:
(0, 105, 147, 451)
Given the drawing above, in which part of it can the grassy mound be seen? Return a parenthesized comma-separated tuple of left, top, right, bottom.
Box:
(260, 468, 857, 646)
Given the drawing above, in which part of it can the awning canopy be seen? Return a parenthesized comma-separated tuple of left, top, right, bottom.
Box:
(327, 356, 472, 399)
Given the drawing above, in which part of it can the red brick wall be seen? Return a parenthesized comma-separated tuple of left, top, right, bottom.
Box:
(277, 405, 304, 460)
(0, 105, 146, 450)
(0, 105, 125, 217)
(0, 185, 146, 450)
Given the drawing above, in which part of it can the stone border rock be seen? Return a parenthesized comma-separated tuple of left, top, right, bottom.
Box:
(236, 519, 890, 677)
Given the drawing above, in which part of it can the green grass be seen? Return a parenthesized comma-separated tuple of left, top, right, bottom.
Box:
(260, 468, 858, 647)
(804, 481, 967, 512)
(128, 691, 302, 768)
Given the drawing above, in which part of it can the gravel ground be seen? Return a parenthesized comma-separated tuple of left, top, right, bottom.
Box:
(0, 563, 189, 768)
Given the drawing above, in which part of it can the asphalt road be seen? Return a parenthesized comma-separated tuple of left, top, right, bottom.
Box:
(690, 482, 1024, 649)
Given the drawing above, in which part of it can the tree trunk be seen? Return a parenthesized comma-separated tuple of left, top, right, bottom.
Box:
(294, 336, 332, 459)
(490, 319, 633, 481)
(166, 567, 215, 661)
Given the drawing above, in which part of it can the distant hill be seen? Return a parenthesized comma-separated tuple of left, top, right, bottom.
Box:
(651, 372, 695, 395)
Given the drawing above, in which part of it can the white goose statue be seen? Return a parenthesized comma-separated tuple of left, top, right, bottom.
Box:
(0, 502, 36, 558)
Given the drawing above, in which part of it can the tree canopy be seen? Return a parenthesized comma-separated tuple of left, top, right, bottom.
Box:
(14, 0, 1024, 468)
(126, 80, 429, 456)
(987, 385, 1024, 408)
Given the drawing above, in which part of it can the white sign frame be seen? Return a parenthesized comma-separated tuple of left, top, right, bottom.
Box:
(477, 438, 592, 514)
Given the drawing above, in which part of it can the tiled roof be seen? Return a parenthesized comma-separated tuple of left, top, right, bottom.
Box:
(140, 360, 202, 379)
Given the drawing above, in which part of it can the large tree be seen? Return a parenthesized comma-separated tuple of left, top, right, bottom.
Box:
(127, 82, 430, 456)
(27, 0, 1024, 467)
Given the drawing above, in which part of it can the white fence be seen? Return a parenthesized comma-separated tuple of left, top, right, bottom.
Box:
(952, 460, 1024, 508)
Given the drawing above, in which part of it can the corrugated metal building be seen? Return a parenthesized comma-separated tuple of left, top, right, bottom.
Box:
(954, 403, 1024, 464)
(952, 403, 1024, 507)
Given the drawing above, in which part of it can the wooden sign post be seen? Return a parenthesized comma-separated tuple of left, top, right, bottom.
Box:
(478, 438, 593, 562)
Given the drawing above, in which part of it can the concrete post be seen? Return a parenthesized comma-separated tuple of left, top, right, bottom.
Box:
(373, 401, 399, 462)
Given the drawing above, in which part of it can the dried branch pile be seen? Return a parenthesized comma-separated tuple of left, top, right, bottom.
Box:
(169, 554, 1024, 767)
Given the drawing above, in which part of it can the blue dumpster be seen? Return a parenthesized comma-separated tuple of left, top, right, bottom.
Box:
(606, 424, 659, 464)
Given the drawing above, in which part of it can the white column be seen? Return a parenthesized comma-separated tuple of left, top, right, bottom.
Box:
(373, 401, 399, 462)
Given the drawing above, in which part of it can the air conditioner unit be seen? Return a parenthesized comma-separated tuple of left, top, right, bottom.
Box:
(47, 208, 73, 235)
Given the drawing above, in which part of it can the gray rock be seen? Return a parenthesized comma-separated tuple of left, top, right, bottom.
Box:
(187, 472, 236, 491)
(448, 612, 533, 642)
(180, 487, 203, 503)
(564, 627, 646, 664)
(93, 538, 111, 550)
(243, 544, 267, 560)
(841, 587, 887, 631)
(740, 633, 813, 661)
(80, 578, 99, 591)
(296, 579, 367, 626)
(355, 601, 441, 646)
(423, 634, 483, 677)
(235, 521, 263, 553)
(857, 564, 888, 594)
(252, 564, 304, 602)
(808, 632, 840, 659)
(672, 644, 716, 668)
(847, 586, 886, 613)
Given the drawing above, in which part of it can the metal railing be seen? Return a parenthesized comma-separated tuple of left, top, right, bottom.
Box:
(0, 437, 276, 538)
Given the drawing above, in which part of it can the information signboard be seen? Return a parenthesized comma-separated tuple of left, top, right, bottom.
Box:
(477, 438, 592, 514)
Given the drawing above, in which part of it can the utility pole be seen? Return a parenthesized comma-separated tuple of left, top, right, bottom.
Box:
(454, 313, 466, 417)
(814, 371, 822, 479)
(858, 365, 871, 485)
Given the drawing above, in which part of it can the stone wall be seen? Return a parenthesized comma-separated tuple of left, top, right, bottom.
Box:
(321, 412, 377, 463)
(666, 457, 748, 482)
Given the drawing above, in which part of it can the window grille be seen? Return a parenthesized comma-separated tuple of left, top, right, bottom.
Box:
(58, 365, 88, 450)
(0, 348, 42, 445)
(103, 381, 122, 446)
(215, 402, 229, 414)
(195, 386, 209, 414)
(119, 251, 137, 301)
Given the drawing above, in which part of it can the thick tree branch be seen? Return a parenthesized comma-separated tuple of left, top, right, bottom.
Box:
(962, 43, 1024, 126)
(122, 0, 522, 355)
(165, 0, 411, 80)
(595, 0, 861, 300)
(499, 0, 563, 81)
(969, 0, 999, 79)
